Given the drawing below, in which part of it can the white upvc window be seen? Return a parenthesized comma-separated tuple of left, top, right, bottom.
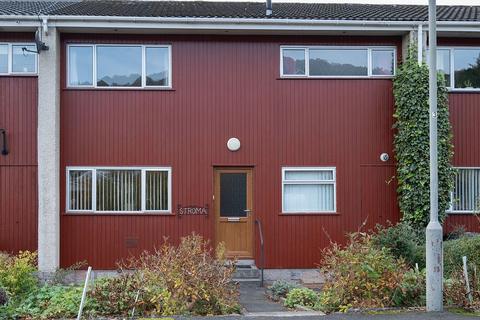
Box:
(282, 167, 336, 213)
(449, 168, 480, 214)
(429, 47, 480, 91)
(0, 43, 38, 75)
(67, 44, 172, 89)
(280, 46, 396, 78)
(67, 167, 172, 213)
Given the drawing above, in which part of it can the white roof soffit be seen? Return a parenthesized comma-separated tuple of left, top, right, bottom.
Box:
(1, 15, 480, 34)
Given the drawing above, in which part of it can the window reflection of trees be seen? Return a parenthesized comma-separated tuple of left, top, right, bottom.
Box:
(310, 58, 367, 76)
(455, 53, 480, 88)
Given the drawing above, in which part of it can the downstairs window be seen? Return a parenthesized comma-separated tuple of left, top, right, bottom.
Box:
(450, 168, 480, 213)
(282, 167, 336, 213)
(67, 167, 171, 213)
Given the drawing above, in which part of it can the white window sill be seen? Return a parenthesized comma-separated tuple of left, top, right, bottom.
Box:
(278, 76, 394, 80)
(65, 211, 173, 216)
(448, 88, 480, 93)
(280, 211, 338, 216)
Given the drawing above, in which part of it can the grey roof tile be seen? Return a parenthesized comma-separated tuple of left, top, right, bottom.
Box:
(0, 0, 479, 22)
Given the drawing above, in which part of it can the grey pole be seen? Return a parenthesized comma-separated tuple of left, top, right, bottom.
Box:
(426, 0, 443, 312)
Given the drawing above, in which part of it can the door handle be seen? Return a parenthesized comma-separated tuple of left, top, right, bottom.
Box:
(0, 129, 8, 156)
(244, 209, 252, 215)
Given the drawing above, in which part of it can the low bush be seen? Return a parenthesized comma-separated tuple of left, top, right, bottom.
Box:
(284, 288, 318, 309)
(445, 224, 467, 241)
(317, 232, 420, 312)
(90, 234, 240, 317)
(444, 235, 480, 276)
(0, 287, 7, 306)
(411, 234, 480, 277)
(269, 280, 299, 300)
(0, 251, 38, 300)
(129, 234, 239, 316)
(15, 284, 89, 319)
(392, 269, 426, 307)
(372, 222, 424, 268)
(88, 273, 141, 316)
(444, 266, 480, 311)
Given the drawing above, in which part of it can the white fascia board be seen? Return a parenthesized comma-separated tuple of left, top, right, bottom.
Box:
(1, 15, 480, 33)
(0, 15, 419, 32)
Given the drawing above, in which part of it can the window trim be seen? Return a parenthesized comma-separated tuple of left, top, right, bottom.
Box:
(0, 42, 38, 76)
(281, 166, 337, 214)
(66, 166, 172, 214)
(280, 46, 396, 79)
(447, 166, 480, 214)
(66, 44, 172, 89)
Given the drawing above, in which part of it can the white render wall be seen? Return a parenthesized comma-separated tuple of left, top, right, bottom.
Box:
(37, 27, 61, 272)
(401, 28, 427, 63)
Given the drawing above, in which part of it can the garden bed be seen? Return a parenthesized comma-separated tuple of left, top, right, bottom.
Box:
(0, 234, 240, 319)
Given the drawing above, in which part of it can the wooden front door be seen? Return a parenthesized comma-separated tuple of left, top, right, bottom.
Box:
(214, 168, 253, 259)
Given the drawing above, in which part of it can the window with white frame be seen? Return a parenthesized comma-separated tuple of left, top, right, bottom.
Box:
(0, 43, 38, 75)
(282, 167, 336, 213)
(67, 167, 171, 213)
(429, 48, 480, 90)
(450, 168, 480, 213)
(281, 46, 396, 78)
(67, 44, 172, 88)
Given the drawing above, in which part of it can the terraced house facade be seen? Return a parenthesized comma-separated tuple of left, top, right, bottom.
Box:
(1, 1, 480, 277)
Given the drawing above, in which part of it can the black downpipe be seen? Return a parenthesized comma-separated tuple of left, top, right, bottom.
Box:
(1, 129, 8, 156)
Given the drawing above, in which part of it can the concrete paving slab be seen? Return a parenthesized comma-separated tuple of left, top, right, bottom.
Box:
(239, 282, 287, 313)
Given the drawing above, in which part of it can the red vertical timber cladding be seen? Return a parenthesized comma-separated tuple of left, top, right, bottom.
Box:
(445, 93, 480, 233)
(437, 38, 480, 233)
(0, 33, 38, 253)
(60, 34, 401, 269)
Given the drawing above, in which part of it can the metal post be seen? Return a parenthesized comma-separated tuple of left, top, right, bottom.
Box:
(426, 0, 443, 312)
(77, 266, 92, 320)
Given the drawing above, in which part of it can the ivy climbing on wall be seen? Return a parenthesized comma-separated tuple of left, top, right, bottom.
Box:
(393, 46, 455, 227)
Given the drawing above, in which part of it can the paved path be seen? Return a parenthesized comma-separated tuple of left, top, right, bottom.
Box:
(174, 282, 479, 319)
(176, 312, 478, 319)
(238, 282, 287, 313)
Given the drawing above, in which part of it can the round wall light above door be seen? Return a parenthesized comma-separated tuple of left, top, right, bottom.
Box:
(227, 138, 241, 152)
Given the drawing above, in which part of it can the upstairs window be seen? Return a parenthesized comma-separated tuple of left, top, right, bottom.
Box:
(281, 46, 396, 78)
(449, 168, 480, 213)
(309, 49, 368, 76)
(0, 43, 38, 75)
(67, 167, 171, 213)
(67, 44, 172, 89)
(430, 47, 480, 90)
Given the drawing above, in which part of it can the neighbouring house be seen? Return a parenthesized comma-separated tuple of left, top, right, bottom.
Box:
(0, 1, 479, 280)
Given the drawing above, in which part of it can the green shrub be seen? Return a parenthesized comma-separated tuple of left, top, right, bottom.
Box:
(393, 46, 454, 227)
(412, 235, 480, 277)
(444, 265, 480, 311)
(284, 288, 318, 309)
(269, 280, 299, 300)
(0, 251, 38, 300)
(318, 233, 413, 312)
(91, 234, 239, 317)
(444, 235, 480, 276)
(88, 274, 141, 316)
(0, 287, 7, 306)
(372, 222, 424, 267)
(127, 234, 239, 316)
(445, 225, 467, 241)
(16, 285, 89, 319)
(392, 269, 426, 307)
